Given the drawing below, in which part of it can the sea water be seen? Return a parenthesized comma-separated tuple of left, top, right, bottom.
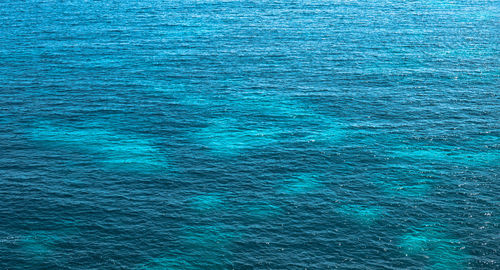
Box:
(0, 0, 498, 269)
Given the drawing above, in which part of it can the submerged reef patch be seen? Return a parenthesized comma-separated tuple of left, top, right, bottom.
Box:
(399, 224, 469, 269)
(277, 173, 322, 195)
(336, 204, 386, 225)
(390, 146, 499, 167)
(29, 121, 170, 172)
(192, 117, 282, 155)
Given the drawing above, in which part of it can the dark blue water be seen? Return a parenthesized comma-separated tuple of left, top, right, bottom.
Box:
(0, 0, 498, 269)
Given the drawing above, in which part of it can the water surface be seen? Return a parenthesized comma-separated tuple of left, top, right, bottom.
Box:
(0, 0, 498, 269)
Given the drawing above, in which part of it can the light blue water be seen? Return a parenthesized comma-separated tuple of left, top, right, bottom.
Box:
(0, 0, 498, 269)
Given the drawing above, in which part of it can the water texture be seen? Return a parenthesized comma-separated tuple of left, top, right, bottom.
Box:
(0, 0, 498, 269)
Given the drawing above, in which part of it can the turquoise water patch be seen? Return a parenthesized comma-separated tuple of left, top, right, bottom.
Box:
(244, 202, 281, 218)
(399, 224, 469, 269)
(233, 201, 282, 221)
(16, 231, 60, 258)
(30, 122, 169, 172)
(228, 93, 314, 119)
(193, 117, 282, 154)
(336, 204, 385, 225)
(384, 181, 432, 198)
(390, 146, 499, 167)
(188, 193, 224, 211)
(277, 173, 322, 195)
(181, 89, 347, 153)
(156, 82, 217, 107)
(303, 118, 346, 144)
(234, 95, 346, 144)
(378, 174, 434, 198)
(137, 257, 194, 270)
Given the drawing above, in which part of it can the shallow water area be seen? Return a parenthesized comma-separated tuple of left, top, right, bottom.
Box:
(399, 224, 469, 269)
(336, 204, 386, 225)
(29, 121, 171, 173)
